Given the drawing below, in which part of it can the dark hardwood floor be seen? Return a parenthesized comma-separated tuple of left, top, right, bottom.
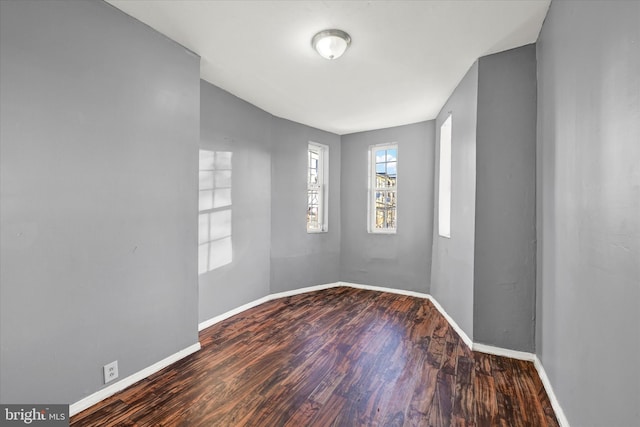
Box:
(71, 287, 559, 426)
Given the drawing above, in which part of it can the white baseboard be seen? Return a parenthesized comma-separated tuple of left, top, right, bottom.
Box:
(69, 342, 201, 417)
(198, 296, 270, 331)
(423, 294, 474, 349)
(269, 282, 340, 301)
(197, 282, 435, 336)
(338, 281, 430, 299)
(472, 343, 536, 361)
(534, 356, 570, 427)
(198, 283, 341, 331)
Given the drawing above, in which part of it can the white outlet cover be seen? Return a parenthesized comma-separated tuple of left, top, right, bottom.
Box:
(103, 360, 118, 384)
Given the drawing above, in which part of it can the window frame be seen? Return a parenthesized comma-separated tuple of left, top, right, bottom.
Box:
(368, 142, 398, 234)
(438, 114, 452, 238)
(307, 142, 329, 233)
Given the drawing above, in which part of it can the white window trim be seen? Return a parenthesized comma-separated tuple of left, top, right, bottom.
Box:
(307, 142, 329, 233)
(438, 114, 452, 238)
(368, 142, 398, 234)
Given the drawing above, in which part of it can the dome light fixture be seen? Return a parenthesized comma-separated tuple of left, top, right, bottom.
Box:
(311, 29, 351, 60)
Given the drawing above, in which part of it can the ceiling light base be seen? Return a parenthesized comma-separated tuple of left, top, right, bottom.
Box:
(312, 29, 351, 60)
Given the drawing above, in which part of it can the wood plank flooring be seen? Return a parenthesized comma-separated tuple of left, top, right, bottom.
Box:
(71, 287, 559, 426)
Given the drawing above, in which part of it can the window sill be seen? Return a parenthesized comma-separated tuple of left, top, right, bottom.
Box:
(368, 229, 397, 235)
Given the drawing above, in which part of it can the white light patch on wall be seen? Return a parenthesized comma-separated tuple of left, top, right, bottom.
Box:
(198, 150, 233, 274)
(439, 115, 452, 238)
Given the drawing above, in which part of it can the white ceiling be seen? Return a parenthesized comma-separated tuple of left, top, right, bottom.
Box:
(107, 0, 550, 135)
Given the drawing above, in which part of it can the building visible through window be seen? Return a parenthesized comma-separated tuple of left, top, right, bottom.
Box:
(370, 144, 397, 233)
(307, 143, 328, 233)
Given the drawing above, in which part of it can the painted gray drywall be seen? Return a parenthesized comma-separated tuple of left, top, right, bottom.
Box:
(340, 121, 434, 293)
(430, 63, 478, 340)
(0, 0, 199, 404)
(199, 81, 272, 322)
(270, 118, 341, 294)
(199, 81, 341, 314)
(473, 45, 537, 352)
(536, 1, 640, 425)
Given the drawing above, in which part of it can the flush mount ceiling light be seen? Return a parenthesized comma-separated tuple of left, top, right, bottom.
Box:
(311, 29, 351, 60)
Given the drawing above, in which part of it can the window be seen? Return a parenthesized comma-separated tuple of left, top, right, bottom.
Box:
(438, 115, 452, 238)
(307, 143, 328, 232)
(369, 143, 397, 233)
(198, 150, 233, 274)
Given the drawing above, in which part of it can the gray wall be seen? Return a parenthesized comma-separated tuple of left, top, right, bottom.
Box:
(199, 82, 272, 321)
(430, 64, 478, 339)
(270, 118, 341, 294)
(340, 121, 434, 293)
(536, 1, 640, 426)
(0, 0, 200, 404)
(198, 82, 341, 318)
(473, 45, 537, 352)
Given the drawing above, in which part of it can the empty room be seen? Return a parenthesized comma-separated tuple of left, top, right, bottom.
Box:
(1, 1, 638, 426)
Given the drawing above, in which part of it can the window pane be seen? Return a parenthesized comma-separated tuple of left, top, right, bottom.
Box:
(387, 207, 396, 229)
(308, 190, 319, 206)
(386, 148, 397, 161)
(309, 170, 318, 185)
(307, 189, 320, 230)
(377, 174, 396, 189)
(388, 191, 396, 206)
(370, 143, 397, 233)
(307, 207, 319, 229)
(307, 143, 328, 232)
(308, 150, 319, 185)
(387, 161, 397, 177)
(439, 116, 452, 238)
(375, 207, 384, 228)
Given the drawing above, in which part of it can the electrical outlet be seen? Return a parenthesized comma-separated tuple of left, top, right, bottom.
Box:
(103, 361, 118, 384)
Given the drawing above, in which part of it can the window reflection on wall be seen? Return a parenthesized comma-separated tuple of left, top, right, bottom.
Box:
(198, 150, 232, 274)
